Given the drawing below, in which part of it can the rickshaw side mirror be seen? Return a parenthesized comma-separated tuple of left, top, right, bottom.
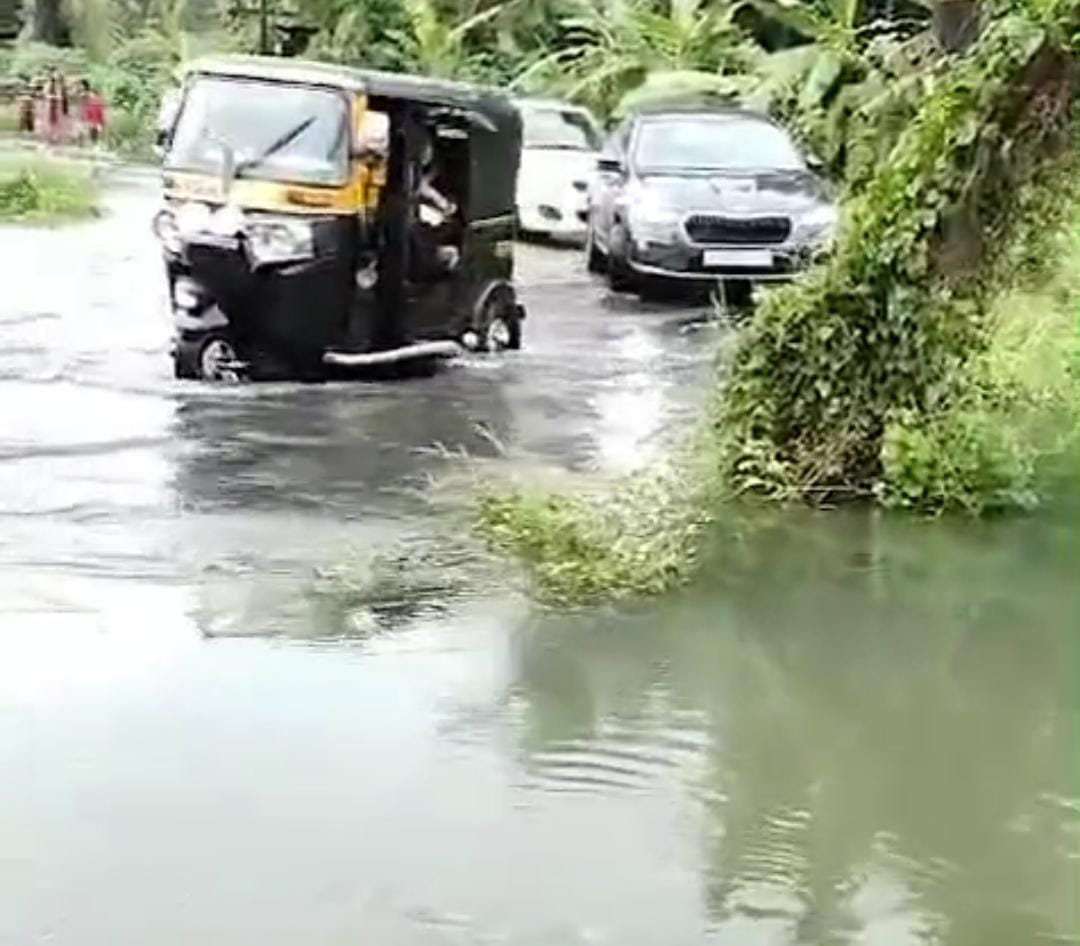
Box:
(597, 155, 624, 175)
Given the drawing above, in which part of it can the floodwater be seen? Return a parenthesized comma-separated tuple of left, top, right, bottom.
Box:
(1, 176, 1077, 946)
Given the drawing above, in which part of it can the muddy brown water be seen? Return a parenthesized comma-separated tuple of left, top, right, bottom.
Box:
(1, 177, 1077, 945)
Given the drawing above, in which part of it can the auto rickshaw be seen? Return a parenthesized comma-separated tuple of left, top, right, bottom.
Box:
(153, 56, 525, 380)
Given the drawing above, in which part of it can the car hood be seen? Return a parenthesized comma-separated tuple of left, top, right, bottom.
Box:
(638, 169, 830, 215)
(518, 147, 597, 197)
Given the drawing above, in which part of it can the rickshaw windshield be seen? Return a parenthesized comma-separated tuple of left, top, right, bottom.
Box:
(167, 77, 350, 185)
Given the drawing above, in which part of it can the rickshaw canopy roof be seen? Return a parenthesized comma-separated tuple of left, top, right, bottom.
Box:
(183, 56, 519, 133)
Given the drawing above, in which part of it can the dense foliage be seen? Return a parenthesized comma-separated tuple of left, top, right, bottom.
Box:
(720, 11, 1080, 506)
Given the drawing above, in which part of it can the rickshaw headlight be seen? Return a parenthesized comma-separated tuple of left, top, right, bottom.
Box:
(153, 208, 182, 255)
(246, 219, 315, 267)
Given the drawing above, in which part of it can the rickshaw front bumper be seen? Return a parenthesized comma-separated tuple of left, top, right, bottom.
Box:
(167, 240, 352, 354)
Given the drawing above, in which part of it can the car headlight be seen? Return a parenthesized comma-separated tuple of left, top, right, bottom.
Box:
(246, 218, 315, 267)
(152, 207, 182, 255)
(627, 186, 680, 244)
(794, 204, 838, 246)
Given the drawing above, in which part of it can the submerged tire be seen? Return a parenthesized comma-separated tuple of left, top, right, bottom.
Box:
(607, 224, 638, 293)
(173, 332, 245, 382)
(585, 221, 606, 274)
(479, 292, 522, 352)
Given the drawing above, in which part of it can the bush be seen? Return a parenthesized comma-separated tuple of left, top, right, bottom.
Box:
(103, 105, 154, 157)
(4, 41, 90, 81)
(880, 233, 1080, 513)
(718, 15, 1080, 503)
(0, 101, 17, 133)
(0, 157, 98, 222)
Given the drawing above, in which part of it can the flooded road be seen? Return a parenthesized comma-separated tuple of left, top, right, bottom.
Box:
(1, 177, 1077, 945)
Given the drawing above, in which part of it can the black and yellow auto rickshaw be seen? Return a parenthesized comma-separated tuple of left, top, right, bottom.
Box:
(153, 56, 525, 380)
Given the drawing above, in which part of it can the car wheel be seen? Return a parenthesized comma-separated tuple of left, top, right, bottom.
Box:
(607, 224, 638, 293)
(585, 220, 606, 274)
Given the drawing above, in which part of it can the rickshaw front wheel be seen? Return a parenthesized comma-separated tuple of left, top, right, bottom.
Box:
(174, 332, 246, 383)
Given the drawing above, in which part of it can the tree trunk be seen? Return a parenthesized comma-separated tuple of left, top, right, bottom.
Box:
(933, 0, 980, 53)
(31, 0, 71, 44)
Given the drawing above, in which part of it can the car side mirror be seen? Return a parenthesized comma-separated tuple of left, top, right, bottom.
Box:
(596, 155, 624, 175)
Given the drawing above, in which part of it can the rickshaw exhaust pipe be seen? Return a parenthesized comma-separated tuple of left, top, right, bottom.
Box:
(322, 340, 462, 368)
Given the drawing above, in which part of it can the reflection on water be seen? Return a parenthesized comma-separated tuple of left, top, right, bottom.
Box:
(510, 507, 1080, 945)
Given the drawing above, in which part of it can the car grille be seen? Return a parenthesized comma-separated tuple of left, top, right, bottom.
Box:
(684, 214, 791, 245)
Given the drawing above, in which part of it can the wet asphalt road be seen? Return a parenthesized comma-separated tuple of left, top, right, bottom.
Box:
(0, 172, 716, 638)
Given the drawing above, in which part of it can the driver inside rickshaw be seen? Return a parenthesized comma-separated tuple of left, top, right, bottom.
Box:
(354, 109, 463, 284)
(410, 125, 462, 279)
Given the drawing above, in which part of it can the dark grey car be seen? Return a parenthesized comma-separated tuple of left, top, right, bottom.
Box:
(585, 106, 837, 294)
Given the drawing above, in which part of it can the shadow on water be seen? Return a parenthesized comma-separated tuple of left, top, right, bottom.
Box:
(508, 505, 1080, 945)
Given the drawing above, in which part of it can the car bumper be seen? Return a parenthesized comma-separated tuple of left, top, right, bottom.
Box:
(518, 199, 589, 237)
(628, 240, 826, 281)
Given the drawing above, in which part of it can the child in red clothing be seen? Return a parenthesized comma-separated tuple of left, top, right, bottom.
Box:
(81, 81, 106, 144)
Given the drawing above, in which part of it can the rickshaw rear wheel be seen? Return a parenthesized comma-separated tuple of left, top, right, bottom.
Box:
(477, 291, 522, 353)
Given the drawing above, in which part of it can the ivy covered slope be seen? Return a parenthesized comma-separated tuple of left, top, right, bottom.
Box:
(720, 8, 1080, 511)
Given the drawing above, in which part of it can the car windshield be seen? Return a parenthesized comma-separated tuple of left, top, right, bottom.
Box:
(167, 77, 349, 185)
(634, 116, 804, 172)
(522, 107, 600, 151)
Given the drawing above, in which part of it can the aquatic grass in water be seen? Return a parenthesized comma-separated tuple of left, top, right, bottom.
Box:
(0, 157, 99, 223)
(475, 439, 729, 605)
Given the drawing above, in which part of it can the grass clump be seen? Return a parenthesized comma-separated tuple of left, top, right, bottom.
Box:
(0, 157, 99, 223)
(476, 466, 707, 605)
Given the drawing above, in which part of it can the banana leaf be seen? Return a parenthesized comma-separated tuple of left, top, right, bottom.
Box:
(613, 69, 746, 117)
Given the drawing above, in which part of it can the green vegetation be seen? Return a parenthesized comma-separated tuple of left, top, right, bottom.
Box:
(880, 224, 1080, 513)
(720, 13, 1080, 506)
(477, 467, 707, 605)
(0, 156, 98, 221)
(1, 0, 231, 158)
(0, 101, 16, 133)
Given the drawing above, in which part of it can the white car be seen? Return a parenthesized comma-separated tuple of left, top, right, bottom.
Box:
(515, 99, 602, 240)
